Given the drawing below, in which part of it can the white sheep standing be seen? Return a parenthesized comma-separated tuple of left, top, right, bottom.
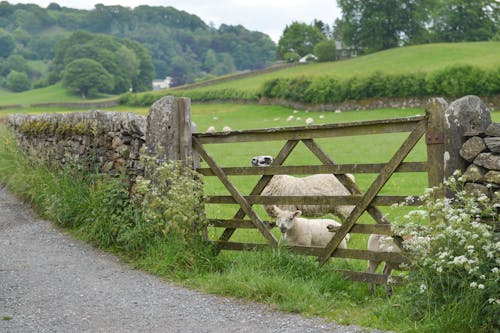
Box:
(206, 126, 216, 133)
(273, 206, 349, 248)
(366, 234, 405, 295)
(251, 155, 355, 220)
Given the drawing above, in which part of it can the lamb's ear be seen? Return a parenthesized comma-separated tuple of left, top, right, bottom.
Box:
(293, 210, 302, 218)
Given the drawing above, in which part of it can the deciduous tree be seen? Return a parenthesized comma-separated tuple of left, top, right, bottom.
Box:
(62, 58, 113, 99)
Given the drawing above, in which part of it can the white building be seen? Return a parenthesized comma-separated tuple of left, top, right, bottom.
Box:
(152, 77, 173, 90)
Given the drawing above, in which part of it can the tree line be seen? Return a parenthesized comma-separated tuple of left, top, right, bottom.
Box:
(0, 2, 276, 92)
(277, 0, 498, 62)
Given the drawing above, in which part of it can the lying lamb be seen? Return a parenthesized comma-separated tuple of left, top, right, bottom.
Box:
(366, 234, 406, 295)
(251, 155, 355, 219)
(273, 205, 350, 248)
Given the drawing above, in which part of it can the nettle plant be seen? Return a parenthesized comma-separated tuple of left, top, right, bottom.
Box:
(133, 155, 207, 242)
(392, 171, 499, 329)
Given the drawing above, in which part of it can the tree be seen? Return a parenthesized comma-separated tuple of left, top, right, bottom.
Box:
(313, 39, 337, 62)
(0, 29, 15, 58)
(335, 0, 432, 53)
(277, 22, 326, 59)
(430, 0, 499, 42)
(6, 71, 31, 92)
(62, 58, 113, 99)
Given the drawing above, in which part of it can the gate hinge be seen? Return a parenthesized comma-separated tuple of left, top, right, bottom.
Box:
(426, 132, 444, 144)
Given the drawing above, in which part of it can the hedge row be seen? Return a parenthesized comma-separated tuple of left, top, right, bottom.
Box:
(119, 88, 258, 106)
(120, 65, 500, 107)
(261, 65, 500, 104)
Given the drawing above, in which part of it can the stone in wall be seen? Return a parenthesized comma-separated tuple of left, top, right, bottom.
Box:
(484, 171, 500, 185)
(463, 164, 486, 182)
(444, 95, 491, 177)
(459, 136, 486, 162)
(484, 137, 500, 153)
(473, 153, 500, 171)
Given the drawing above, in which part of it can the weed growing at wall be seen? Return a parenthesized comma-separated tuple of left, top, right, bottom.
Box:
(388, 172, 499, 332)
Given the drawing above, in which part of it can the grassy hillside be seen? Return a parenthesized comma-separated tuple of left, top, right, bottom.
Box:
(177, 42, 500, 94)
(0, 84, 115, 106)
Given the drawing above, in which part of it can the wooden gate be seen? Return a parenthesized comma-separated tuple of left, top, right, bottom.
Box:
(192, 101, 445, 285)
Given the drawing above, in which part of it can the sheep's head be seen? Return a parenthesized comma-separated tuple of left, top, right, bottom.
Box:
(251, 155, 273, 167)
(273, 205, 302, 234)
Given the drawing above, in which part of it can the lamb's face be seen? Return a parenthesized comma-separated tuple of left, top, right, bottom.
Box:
(251, 155, 274, 167)
(275, 208, 302, 234)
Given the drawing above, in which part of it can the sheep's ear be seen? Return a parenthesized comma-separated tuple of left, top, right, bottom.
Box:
(293, 210, 302, 218)
(272, 205, 279, 214)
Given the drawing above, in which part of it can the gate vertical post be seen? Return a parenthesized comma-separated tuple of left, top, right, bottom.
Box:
(145, 95, 194, 166)
(425, 98, 448, 190)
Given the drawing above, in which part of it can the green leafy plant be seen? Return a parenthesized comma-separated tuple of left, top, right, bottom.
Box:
(390, 171, 499, 332)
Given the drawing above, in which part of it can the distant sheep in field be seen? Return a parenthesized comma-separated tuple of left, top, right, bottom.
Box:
(366, 234, 407, 295)
(273, 206, 349, 248)
(206, 126, 216, 133)
(251, 155, 355, 220)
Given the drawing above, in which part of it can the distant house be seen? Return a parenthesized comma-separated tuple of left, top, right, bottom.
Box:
(299, 54, 318, 63)
(335, 41, 358, 60)
(152, 76, 172, 90)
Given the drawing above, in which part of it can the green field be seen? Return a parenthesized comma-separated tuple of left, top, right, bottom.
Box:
(177, 42, 500, 93)
(0, 83, 116, 106)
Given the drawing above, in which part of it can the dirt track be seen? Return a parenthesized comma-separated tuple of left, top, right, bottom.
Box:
(0, 186, 385, 333)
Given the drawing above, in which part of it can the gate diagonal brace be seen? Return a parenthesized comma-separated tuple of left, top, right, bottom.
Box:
(318, 120, 426, 266)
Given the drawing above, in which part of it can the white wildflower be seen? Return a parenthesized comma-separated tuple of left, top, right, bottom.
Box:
(492, 267, 499, 274)
(419, 284, 427, 293)
(470, 282, 478, 288)
(478, 284, 485, 289)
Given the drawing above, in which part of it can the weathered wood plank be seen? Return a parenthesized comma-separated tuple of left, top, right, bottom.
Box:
(209, 219, 396, 236)
(319, 120, 427, 265)
(197, 162, 427, 176)
(425, 98, 447, 189)
(194, 117, 425, 144)
(209, 218, 276, 229)
(205, 195, 422, 206)
(216, 140, 299, 245)
(193, 137, 278, 246)
(210, 241, 409, 264)
(335, 270, 404, 285)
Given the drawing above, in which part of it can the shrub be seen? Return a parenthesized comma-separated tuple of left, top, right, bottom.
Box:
(390, 172, 499, 332)
(427, 65, 490, 97)
(6, 70, 31, 92)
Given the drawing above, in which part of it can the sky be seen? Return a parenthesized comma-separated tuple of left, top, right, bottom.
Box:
(8, 0, 341, 42)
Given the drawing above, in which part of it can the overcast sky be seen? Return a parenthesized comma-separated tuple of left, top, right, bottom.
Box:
(8, 0, 341, 42)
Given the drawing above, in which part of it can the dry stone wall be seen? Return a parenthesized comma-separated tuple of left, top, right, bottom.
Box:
(461, 122, 500, 200)
(8, 110, 147, 177)
(7, 96, 193, 181)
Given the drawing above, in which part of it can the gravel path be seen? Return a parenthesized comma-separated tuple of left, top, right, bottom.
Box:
(0, 186, 384, 333)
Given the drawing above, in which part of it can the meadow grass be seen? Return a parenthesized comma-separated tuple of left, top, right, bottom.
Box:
(178, 42, 500, 93)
